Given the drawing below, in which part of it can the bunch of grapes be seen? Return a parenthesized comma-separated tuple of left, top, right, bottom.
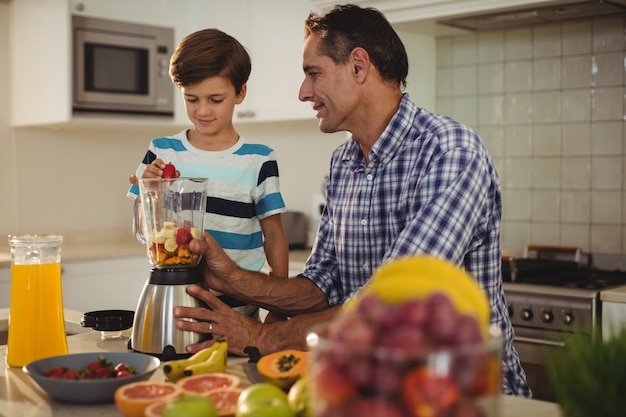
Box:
(310, 293, 500, 417)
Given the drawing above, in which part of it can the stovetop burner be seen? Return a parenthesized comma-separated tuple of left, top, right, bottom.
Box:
(518, 269, 626, 290)
(502, 258, 626, 290)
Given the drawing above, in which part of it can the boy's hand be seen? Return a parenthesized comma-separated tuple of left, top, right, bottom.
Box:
(128, 159, 179, 185)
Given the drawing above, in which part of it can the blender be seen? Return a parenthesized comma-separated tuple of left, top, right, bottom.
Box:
(130, 177, 209, 360)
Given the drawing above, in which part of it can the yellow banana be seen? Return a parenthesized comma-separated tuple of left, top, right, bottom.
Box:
(162, 338, 225, 382)
(182, 339, 228, 377)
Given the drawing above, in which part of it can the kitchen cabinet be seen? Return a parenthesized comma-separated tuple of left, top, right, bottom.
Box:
(60, 256, 149, 313)
(308, 0, 567, 24)
(8, 0, 184, 128)
(601, 285, 626, 341)
(182, 0, 314, 124)
(9, 0, 314, 127)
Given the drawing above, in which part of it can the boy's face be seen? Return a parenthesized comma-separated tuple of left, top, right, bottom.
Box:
(181, 76, 245, 137)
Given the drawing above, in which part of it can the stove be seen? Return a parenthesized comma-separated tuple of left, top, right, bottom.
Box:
(501, 251, 626, 401)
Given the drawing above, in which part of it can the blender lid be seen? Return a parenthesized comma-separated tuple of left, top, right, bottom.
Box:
(81, 309, 135, 331)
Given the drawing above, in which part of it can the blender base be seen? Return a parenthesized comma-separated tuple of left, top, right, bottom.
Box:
(130, 267, 210, 361)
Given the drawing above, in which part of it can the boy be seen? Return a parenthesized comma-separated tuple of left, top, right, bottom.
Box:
(128, 28, 289, 322)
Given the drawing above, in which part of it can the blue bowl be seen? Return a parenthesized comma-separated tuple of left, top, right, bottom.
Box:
(23, 351, 160, 403)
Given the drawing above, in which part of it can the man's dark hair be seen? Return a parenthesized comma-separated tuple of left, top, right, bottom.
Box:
(304, 4, 408, 88)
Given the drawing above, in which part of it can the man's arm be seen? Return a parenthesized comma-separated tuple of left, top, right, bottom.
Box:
(174, 285, 341, 355)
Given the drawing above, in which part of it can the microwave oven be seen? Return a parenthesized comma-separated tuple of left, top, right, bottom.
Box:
(72, 16, 175, 116)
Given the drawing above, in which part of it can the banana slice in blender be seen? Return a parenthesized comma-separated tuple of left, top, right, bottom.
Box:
(164, 238, 178, 253)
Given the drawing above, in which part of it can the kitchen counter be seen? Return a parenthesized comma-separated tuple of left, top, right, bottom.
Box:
(0, 324, 563, 417)
(601, 284, 626, 303)
(0, 229, 145, 268)
(0, 231, 312, 269)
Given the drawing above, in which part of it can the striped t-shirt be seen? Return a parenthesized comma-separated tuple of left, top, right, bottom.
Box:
(128, 130, 286, 272)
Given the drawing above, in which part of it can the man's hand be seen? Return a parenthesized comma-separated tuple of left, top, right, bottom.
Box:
(189, 232, 242, 294)
(173, 285, 262, 356)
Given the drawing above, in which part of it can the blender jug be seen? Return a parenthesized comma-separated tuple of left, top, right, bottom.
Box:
(6, 234, 67, 367)
(131, 177, 209, 359)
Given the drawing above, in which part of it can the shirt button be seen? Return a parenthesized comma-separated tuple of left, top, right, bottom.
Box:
(363, 263, 369, 270)
(361, 219, 367, 226)
(366, 174, 373, 180)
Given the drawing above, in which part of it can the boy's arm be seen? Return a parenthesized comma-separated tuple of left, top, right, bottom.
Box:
(260, 213, 290, 322)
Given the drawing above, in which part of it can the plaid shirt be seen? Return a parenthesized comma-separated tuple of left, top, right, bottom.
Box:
(303, 94, 531, 397)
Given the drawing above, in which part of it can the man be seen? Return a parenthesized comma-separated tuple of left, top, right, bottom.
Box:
(174, 4, 531, 397)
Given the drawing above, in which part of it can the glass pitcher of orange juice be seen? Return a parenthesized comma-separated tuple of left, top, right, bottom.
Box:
(6, 234, 68, 367)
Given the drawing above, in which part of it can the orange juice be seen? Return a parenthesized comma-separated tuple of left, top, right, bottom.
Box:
(6, 262, 68, 367)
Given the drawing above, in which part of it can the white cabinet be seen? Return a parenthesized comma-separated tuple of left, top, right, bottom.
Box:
(183, 0, 314, 124)
(8, 0, 184, 128)
(60, 256, 150, 313)
(603, 301, 626, 341)
(308, 1, 559, 23)
(69, 0, 177, 27)
(1, 257, 149, 313)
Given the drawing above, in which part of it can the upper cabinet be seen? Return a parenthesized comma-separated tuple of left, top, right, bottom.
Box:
(8, 0, 182, 128)
(8, 0, 314, 128)
(182, 0, 314, 124)
(308, 0, 568, 23)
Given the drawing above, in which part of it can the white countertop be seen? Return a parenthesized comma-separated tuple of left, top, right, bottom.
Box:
(601, 284, 626, 303)
(0, 315, 563, 417)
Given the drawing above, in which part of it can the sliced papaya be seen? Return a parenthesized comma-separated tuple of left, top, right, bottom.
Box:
(257, 349, 308, 391)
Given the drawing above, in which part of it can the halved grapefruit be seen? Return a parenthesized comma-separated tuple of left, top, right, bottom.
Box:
(144, 400, 169, 417)
(114, 381, 183, 417)
(204, 387, 243, 416)
(177, 373, 241, 395)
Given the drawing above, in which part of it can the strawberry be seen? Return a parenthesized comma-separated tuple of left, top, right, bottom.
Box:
(175, 228, 193, 246)
(163, 162, 176, 178)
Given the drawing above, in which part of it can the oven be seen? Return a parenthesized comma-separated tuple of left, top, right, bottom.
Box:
(502, 246, 626, 402)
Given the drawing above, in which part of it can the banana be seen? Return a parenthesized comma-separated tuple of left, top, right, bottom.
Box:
(162, 339, 224, 382)
(182, 339, 228, 377)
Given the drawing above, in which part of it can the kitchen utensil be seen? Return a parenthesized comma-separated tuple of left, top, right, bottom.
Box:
(23, 351, 160, 403)
(130, 177, 209, 360)
(6, 234, 67, 367)
(81, 309, 134, 339)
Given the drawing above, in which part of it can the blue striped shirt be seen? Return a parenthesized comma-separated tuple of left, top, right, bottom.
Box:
(303, 94, 531, 397)
(128, 130, 286, 272)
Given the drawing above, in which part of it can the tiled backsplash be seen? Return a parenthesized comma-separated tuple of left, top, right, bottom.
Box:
(436, 16, 626, 256)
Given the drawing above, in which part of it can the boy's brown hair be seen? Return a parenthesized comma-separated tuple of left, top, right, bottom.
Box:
(169, 28, 251, 95)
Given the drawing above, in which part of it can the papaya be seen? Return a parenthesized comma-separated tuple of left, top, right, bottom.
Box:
(257, 350, 308, 391)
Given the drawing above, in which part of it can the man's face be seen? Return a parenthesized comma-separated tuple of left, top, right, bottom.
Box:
(299, 33, 358, 133)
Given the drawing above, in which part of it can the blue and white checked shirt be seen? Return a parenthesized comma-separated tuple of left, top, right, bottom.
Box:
(302, 94, 531, 397)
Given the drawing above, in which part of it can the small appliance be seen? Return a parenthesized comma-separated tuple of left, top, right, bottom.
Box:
(72, 16, 175, 116)
(130, 177, 208, 360)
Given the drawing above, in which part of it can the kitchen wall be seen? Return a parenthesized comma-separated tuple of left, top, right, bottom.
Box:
(435, 15, 626, 256)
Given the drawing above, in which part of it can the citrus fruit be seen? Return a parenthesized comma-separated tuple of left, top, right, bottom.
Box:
(114, 381, 183, 417)
(177, 372, 240, 394)
(204, 387, 243, 416)
(162, 394, 217, 417)
(352, 255, 490, 334)
(144, 400, 169, 417)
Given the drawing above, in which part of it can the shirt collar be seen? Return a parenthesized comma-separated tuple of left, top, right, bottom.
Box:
(342, 94, 418, 167)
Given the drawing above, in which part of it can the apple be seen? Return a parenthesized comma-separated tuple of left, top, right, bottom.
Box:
(162, 394, 217, 417)
(235, 383, 295, 417)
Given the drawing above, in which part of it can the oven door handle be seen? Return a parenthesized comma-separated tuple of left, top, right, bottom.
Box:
(514, 336, 567, 348)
